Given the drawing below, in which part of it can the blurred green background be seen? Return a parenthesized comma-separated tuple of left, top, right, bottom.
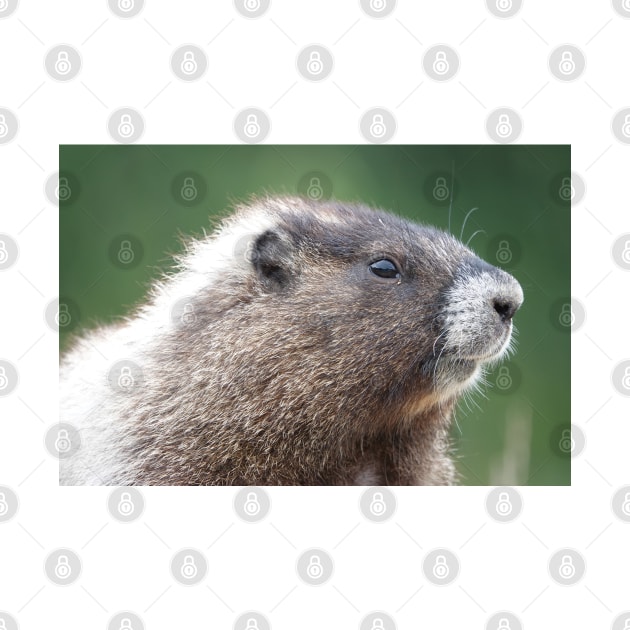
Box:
(59, 144, 570, 486)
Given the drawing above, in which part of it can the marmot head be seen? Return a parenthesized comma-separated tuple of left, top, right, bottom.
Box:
(169, 195, 523, 426)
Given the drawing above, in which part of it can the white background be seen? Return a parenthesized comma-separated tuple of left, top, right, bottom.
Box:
(1, 0, 629, 628)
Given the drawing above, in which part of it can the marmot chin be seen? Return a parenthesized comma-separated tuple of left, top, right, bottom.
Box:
(60, 196, 523, 486)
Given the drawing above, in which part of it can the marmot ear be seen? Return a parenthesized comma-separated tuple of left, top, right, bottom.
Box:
(252, 229, 293, 290)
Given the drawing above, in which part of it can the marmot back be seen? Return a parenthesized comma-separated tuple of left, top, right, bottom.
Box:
(60, 196, 523, 485)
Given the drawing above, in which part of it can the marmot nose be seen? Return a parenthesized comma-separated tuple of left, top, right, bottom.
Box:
(491, 276, 523, 322)
(493, 297, 519, 322)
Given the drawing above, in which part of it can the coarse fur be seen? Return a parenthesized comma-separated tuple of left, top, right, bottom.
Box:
(59, 195, 523, 486)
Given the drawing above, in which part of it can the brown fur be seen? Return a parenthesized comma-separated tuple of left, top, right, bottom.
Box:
(59, 196, 522, 485)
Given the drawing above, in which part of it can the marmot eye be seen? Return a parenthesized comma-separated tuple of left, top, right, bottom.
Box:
(369, 259, 401, 280)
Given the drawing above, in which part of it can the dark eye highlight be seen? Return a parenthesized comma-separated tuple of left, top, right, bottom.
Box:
(369, 259, 401, 281)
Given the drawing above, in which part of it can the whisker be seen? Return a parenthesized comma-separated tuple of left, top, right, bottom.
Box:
(465, 229, 486, 248)
(459, 207, 478, 241)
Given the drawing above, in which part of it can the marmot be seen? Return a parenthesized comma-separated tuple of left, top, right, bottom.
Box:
(59, 196, 523, 486)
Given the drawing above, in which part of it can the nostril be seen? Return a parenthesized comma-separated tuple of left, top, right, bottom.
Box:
(493, 298, 517, 322)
